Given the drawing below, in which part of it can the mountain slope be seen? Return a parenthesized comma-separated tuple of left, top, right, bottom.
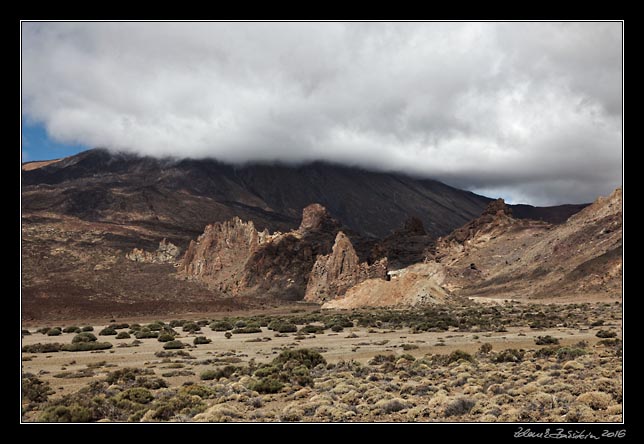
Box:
(22, 148, 586, 239)
(324, 189, 622, 308)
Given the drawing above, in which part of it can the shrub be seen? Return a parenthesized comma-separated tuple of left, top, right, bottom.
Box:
(556, 347, 587, 361)
(39, 404, 93, 422)
(272, 322, 297, 333)
(193, 336, 212, 345)
(109, 323, 129, 330)
(182, 323, 201, 333)
(597, 338, 621, 347)
(590, 320, 604, 327)
(22, 343, 62, 353)
(119, 387, 153, 404)
(596, 330, 617, 338)
(377, 398, 409, 414)
(369, 354, 396, 365)
(157, 333, 175, 342)
(447, 350, 475, 364)
(200, 370, 218, 381)
(63, 326, 81, 334)
(135, 331, 159, 339)
(272, 348, 327, 369)
(170, 320, 187, 327)
(534, 347, 558, 358)
(330, 324, 344, 332)
(99, 327, 117, 336)
(535, 335, 560, 345)
(36, 327, 51, 334)
(22, 329, 31, 336)
(163, 340, 185, 350)
(115, 331, 131, 339)
(444, 398, 476, 417)
(147, 323, 164, 332)
(105, 367, 154, 385)
(478, 343, 493, 354)
(149, 393, 205, 421)
(493, 349, 524, 363)
(249, 377, 284, 394)
(200, 365, 238, 381)
(402, 343, 419, 351)
(299, 325, 325, 334)
(224, 332, 232, 339)
(210, 321, 233, 331)
(22, 376, 54, 403)
(81, 326, 94, 332)
(234, 320, 246, 328)
(61, 342, 113, 352)
(72, 332, 98, 343)
(232, 326, 262, 334)
(47, 328, 62, 336)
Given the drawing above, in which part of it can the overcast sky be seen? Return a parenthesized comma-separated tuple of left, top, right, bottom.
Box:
(21, 22, 622, 205)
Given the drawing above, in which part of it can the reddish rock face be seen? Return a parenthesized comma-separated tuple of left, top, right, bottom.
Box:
(178, 218, 272, 294)
(305, 231, 388, 303)
(178, 204, 344, 300)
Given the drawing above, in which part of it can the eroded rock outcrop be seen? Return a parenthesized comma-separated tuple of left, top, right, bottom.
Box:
(179, 204, 346, 300)
(305, 231, 387, 303)
(370, 216, 435, 269)
(178, 218, 274, 293)
(126, 238, 181, 264)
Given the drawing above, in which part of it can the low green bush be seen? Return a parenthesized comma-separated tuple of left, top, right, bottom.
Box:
(81, 326, 94, 332)
(535, 335, 560, 345)
(22, 343, 62, 353)
(492, 348, 524, 363)
(157, 333, 175, 342)
(299, 325, 325, 334)
(249, 377, 284, 394)
(118, 387, 153, 404)
(232, 326, 261, 334)
(193, 336, 212, 345)
(447, 350, 475, 364)
(47, 328, 62, 336)
(99, 327, 117, 336)
(39, 404, 93, 422)
(135, 331, 159, 339)
(109, 323, 130, 330)
(210, 321, 233, 331)
(272, 348, 326, 369)
(163, 340, 185, 350)
(61, 342, 113, 352)
(115, 332, 131, 340)
(22, 375, 54, 403)
(596, 329, 617, 338)
(63, 326, 81, 334)
(182, 323, 201, 333)
(72, 332, 98, 343)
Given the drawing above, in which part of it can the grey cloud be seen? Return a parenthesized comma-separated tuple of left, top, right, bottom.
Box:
(21, 22, 622, 205)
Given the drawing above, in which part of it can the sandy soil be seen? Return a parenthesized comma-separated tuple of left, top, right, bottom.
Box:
(21, 318, 620, 400)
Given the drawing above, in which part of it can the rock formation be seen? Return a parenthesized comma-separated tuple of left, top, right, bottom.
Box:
(179, 204, 347, 300)
(370, 216, 435, 269)
(305, 231, 388, 303)
(126, 238, 181, 264)
(324, 189, 622, 308)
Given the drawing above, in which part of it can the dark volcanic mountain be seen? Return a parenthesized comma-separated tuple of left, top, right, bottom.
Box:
(22, 148, 587, 240)
(21, 149, 589, 320)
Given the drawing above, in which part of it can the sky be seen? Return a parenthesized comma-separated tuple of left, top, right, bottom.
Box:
(21, 22, 622, 206)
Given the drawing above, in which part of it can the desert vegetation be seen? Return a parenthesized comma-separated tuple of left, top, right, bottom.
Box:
(21, 300, 622, 422)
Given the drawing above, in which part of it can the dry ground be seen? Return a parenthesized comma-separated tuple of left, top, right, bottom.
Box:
(21, 301, 622, 423)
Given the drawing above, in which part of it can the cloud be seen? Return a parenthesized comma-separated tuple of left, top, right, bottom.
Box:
(21, 22, 622, 205)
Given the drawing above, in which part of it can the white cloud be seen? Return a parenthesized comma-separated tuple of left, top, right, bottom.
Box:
(21, 21, 622, 205)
